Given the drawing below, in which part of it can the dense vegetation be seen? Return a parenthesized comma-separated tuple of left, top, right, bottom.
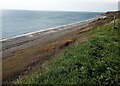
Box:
(18, 20, 120, 85)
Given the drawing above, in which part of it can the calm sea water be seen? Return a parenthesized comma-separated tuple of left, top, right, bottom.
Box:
(2, 10, 102, 39)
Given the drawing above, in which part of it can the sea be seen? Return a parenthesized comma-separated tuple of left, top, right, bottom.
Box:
(1, 10, 102, 40)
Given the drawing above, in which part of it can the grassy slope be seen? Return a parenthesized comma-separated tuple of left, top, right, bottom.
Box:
(18, 20, 120, 84)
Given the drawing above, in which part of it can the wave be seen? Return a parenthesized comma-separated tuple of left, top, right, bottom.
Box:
(1, 15, 106, 42)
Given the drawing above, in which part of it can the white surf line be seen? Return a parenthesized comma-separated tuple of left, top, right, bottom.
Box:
(1, 15, 106, 42)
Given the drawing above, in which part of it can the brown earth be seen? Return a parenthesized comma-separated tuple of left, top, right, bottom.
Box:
(2, 11, 119, 84)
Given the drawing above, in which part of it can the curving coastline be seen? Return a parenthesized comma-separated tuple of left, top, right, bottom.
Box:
(1, 16, 99, 41)
(2, 11, 119, 84)
(1, 16, 106, 53)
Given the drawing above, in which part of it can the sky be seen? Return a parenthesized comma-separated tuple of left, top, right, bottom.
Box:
(0, 0, 119, 12)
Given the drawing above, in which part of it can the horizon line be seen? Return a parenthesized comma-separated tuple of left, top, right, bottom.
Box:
(2, 8, 118, 13)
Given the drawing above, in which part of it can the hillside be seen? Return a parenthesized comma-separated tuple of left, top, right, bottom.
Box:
(16, 19, 120, 84)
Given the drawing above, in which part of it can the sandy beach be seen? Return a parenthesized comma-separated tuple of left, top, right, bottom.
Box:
(2, 11, 118, 83)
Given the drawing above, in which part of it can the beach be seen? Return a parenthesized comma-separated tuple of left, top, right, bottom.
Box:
(2, 11, 118, 83)
(2, 16, 100, 57)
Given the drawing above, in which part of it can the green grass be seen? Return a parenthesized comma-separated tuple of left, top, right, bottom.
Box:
(17, 20, 120, 84)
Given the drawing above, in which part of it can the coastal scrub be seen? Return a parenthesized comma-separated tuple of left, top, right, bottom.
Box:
(17, 20, 120, 84)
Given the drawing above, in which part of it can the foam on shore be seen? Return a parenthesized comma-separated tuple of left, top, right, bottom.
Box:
(1, 16, 106, 42)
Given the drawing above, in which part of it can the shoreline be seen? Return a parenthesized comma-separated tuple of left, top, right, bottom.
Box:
(1, 16, 105, 42)
(1, 16, 106, 53)
(1, 15, 107, 58)
(2, 11, 119, 84)
(2, 10, 118, 83)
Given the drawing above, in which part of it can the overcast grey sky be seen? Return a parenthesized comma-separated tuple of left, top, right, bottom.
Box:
(0, 0, 119, 12)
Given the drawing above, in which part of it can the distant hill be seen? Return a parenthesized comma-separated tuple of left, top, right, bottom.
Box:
(102, 11, 120, 17)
